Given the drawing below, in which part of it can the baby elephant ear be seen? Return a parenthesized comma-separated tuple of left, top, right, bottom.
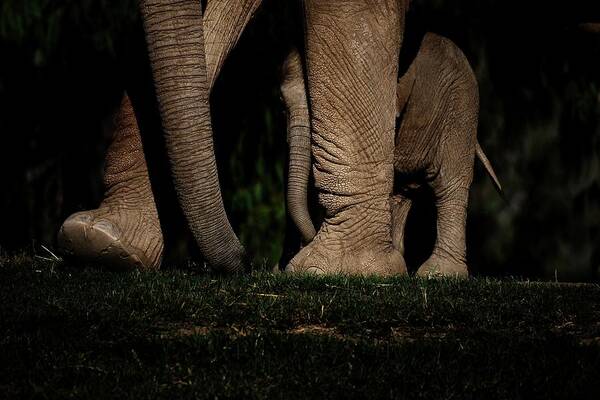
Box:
(579, 23, 600, 33)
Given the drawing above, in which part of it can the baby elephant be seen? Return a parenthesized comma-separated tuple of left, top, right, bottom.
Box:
(282, 32, 501, 277)
(391, 32, 501, 277)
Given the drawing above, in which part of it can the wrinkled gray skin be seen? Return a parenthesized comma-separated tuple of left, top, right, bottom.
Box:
(282, 33, 501, 277)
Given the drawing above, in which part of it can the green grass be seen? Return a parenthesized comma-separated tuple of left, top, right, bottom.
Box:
(1, 256, 599, 399)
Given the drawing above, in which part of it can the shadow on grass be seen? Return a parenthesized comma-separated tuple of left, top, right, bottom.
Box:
(0, 257, 599, 399)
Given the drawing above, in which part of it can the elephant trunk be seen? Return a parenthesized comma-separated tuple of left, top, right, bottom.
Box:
(139, 0, 245, 272)
(288, 124, 315, 243)
(281, 49, 316, 243)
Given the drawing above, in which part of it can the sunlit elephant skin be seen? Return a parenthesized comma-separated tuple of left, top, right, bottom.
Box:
(283, 33, 501, 278)
(58, 0, 262, 271)
(285, 0, 409, 276)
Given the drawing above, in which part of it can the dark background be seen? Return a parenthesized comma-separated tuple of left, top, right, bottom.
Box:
(0, 0, 599, 280)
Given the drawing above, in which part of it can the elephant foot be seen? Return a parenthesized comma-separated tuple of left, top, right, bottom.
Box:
(58, 206, 163, 270)
(285, 197, 407, 276)
(285, 227, 407, 277)
(58, 94, 163, 271)
(416, 252, 468, 279)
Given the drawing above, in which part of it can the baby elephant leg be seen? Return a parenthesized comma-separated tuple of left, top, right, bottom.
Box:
(417, 174, 471, 278)
(390, 194, 412, 257)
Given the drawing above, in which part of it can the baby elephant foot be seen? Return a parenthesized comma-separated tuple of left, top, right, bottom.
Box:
(285, 234, 407, 277)
(416, 253, 468, 279)
(58, 207, 163, 270)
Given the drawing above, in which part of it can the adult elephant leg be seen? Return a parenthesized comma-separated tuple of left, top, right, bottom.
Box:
(287, 0, 408, 276)
(58, 94, 164, 270)
(139, 0, 250, 272)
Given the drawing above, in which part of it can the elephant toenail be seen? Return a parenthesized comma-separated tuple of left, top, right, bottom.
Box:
(70, 213, 93, 224)
(93, 220, 120, 238)
(306, 266, 325, 275)
(284, 263, 296, 273)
